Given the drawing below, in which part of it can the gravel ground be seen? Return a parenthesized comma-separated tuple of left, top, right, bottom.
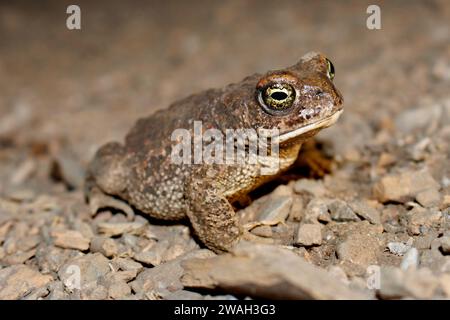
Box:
(0, 0, 449, 300)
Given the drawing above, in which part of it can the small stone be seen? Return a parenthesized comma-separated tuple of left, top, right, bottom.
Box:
(108, 280, 131, 299)
(181, 242, 369, 299)
(400, 248, 419, 270)
(133, 240, 170, 266)
(416, 188, 442, 208)
(97, 221, 146, 236)
(130, 249, 213, 296)
(329, 199, 359, 222)
(133, 251, 163, 266)
(414, 230, 439, 250)
(288, 196, 304, 222)
(303, 198, 331, 223)
(327, 266, 349, 285)
(111, 257, 143, 274)
(387, 240, 413, 256)
(293, 179, 327, 197)
(79, 283, 108, 300)
(440, 236, 450, 254)
(394, 103, 446, 134)
(349, 200, 381, 224)
(257, 196, 292, 224)
(35, 246, 81, 274)
(250, 225, 272, 238)
(1, 249, 36, 265)
(0, 265, 53, 300)
(379, 267, 439, 299)
(59, 253, 111, 289)
(373, 168, 440, 203)
(295, 224, 322, 246)
(407, 207, 442, 235)
(16, 235, 41, 252)
(51, 229, 90, 251)
(90, 236, 118, 258)
(47, 281, 68, 300)
(336, 224, 382, 273)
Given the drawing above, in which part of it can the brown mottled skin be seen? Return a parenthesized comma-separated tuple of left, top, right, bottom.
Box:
(85, 52, 344, 253)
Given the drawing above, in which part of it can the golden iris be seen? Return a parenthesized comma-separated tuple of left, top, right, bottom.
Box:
(260, 83, 296, 111)
(326, 58, 335, 80)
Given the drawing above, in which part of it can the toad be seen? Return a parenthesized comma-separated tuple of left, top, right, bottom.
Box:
(85, 52, 344, 253)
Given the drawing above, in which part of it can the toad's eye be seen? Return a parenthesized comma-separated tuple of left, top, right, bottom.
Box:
(326, 58, 335, 80)
(258, 83, 296, 114)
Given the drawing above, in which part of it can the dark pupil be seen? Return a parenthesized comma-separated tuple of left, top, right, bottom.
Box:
(270, 91, 287, 101)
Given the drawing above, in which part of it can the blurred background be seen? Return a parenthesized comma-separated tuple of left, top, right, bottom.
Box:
(0, 0, 449, 167)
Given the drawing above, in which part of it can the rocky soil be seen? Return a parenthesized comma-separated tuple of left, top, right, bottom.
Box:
(0, 0, 449, 300)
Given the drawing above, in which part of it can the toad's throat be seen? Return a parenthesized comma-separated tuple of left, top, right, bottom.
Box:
(274, 109, 343, 144)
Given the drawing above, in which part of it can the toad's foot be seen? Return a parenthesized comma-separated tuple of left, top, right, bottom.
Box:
(186, 174, 241, 253)
(88, 187, 135, 221)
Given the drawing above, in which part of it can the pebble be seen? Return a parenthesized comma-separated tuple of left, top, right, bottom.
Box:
(416, 188, 442, 208)
(107, 280, 131, 299)
(293, 179, 327, 197)
(35, 245, 81, 274)
(181, 242, 369, 299)
(130, 249, 213, 296)
(379, 267, 439, 299)
(400, 248, 419, 270)
(387, 239, 413, 256)
(0, 265, 53, 300)
(2, 249, 36, 265)
(303, 198, 331, 223)
(256, 196, 292, 225)
(90, 236, 118, 258)
(288, 196, 304, 222)
(329, 199, 360, 222)
(78, 282, 109, 300)
(413, 230, 439, 250)
(349, 200, 381, 224)
(373, 168, 440, 203)
(407, 207, 442, 235)
(295, 224, 322, 246)
(51, 229, 91, 251)
(327, 265, 349, 285)
(336, 224, 382, 274)
(250, 225, 273, 238)
(111, 257, 144, 274)
(46, 281, 68, 300)
(58, 253, 111, 290)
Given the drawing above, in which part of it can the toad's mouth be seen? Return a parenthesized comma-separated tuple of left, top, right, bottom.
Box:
(274, 109, 343, 144)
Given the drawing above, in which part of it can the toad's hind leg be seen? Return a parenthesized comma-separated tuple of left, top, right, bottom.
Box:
(85, 142, 135, 221)
(185, 173, 241, 253)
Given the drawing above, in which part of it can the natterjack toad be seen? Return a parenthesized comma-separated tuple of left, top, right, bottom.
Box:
(85, 52, 343, 253)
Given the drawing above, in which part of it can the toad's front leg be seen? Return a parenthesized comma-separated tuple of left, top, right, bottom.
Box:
(185, 169, 241, 253)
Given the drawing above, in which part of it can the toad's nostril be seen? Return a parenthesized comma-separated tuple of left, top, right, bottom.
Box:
(315, 89, 324, 96)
